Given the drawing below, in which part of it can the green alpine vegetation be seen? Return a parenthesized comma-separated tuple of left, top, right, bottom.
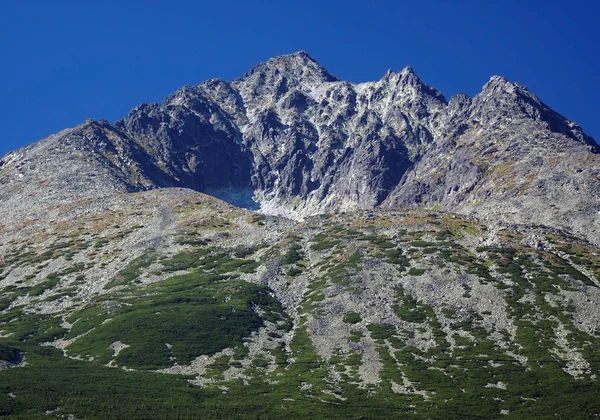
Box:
(1, 193, 600, 418)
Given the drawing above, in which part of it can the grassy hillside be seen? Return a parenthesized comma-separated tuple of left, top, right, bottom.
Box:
(1, 191, 600, 418)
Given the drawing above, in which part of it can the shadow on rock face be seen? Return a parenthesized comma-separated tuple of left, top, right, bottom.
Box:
(204, 187, 260, 211)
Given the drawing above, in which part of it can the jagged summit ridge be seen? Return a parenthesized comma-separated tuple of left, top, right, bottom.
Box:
(1, 51, 599, 243)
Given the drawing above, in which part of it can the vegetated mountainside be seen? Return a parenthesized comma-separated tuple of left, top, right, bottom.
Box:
(1, 51, 599, 243)
(0, 190, 599, 418)
(1, 52, 600, 418)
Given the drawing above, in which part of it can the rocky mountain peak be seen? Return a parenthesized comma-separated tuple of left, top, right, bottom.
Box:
(1, 51, 599, 244)
(231, 52, 337, 117)
(474, 76, 597, 147)
(235, 51, 336, 88)
(249, 50, 335, 79)
(483, 74, 511, 89)
(382, 65, 432, 89)
(479, 75, 548, 107)
(2, 52, 600, 419)
(382, 67, 447, 113)
(400, 65, 415, 75)
(448, 92, 471, 109)
(371, 65, 447, 132)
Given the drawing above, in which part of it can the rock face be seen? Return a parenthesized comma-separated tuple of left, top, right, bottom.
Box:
(384, 76, 600, 243)
(1, 51, 598, 243)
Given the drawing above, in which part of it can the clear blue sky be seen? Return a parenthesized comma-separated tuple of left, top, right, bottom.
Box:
(1, 0, 598, 157)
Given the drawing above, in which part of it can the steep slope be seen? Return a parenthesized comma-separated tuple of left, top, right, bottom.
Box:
(2, 51, 598, 244)
(0, 89, 255, 223)
(222, 52, 447, 216)
(3, 51, 600, 418)
(384, 76, 600, 242)
(1, 195, 600, 417)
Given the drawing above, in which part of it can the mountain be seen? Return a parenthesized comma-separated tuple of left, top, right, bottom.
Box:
(3, 51, 598, 241)
(1, 52, 600, 418)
